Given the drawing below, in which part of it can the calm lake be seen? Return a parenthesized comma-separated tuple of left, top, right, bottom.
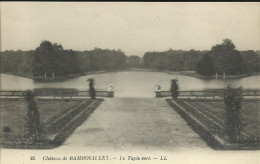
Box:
(1, 72, 260, 97)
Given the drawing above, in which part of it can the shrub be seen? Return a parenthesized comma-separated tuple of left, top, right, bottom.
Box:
(223, 85, 243, 142)
(3, 126, 11, 132)
(65, 99, 70, 102)
(87, 78, 96, 99)
(22, 90, 41, 137)
(170, 79, 179, 99)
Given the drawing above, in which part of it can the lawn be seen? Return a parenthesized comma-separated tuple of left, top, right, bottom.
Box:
(0, 99, 83, 137)
(187, 100, 260, 139)
(0, 98, 102, 149)
(167, 98, 260, 149)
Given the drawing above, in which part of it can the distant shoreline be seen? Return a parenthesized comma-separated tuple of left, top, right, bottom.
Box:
(1, 69, 260, 81)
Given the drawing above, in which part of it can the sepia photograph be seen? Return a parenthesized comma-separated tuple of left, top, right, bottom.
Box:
(0, 2, 260, 164)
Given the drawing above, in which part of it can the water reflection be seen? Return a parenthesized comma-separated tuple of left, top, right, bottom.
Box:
(1, 72, 260, 97)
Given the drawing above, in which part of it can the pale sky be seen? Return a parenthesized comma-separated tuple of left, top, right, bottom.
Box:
(1, 2, 260, 56)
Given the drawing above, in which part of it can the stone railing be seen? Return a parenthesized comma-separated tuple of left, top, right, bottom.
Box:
(0, 90, 114, 98)
(155, 89, 260, 98)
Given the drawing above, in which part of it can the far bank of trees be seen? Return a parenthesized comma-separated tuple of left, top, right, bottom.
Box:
(76, 48, 126, 73)
(143, 49, 206, 71)
(196, 54, 215, 76)
(142, 39, 260, 76)
(0, 41, 127, 77)
(126, 55, 143, 68)
(1, 39, 260, 77)
(0, 50, 34, 76)
(199, 39, 246, 76)
(32, 41, 81, 77)
(196, 39, 260, 76)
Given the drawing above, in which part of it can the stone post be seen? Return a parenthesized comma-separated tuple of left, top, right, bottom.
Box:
(107, 84, 114, 98)
(107, 91, 114, 98)
(155, 84, 162, 97)
(155, 91, 162, 97)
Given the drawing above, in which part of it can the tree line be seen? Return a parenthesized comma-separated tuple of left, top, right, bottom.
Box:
(143, 39, 260, 76)
(196, 39, 257, 76)
(1, 39, 260, 77)
(143, 49, 206, 71)
(0, 41, 127, 77)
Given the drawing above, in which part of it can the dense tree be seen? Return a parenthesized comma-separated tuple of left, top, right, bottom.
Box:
(196, 54, 215, 76)
(32, 40, 82, 77)
(32, 41, 56, 76)
(210, 39, 245, 75)
(143, 50, 205, 71)
(76, 48, 127, 72)
(0, 50, 34, 76)
(127, 55, 142, 68)
(185, 50, 203, 71)
(240, 50, 260, 73)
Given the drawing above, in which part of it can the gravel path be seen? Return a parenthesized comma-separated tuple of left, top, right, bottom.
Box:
(59, 98, 209, 152)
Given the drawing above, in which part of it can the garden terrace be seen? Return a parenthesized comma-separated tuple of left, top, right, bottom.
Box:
(166, 99, 260, 150)
(0, 98, 103, 149)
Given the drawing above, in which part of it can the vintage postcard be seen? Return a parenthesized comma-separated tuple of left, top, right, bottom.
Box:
(0, 2, 260, 164)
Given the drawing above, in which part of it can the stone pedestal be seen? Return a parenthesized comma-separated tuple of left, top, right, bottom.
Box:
(155, 91, 161, 97)
(107, 91, 114, 98)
